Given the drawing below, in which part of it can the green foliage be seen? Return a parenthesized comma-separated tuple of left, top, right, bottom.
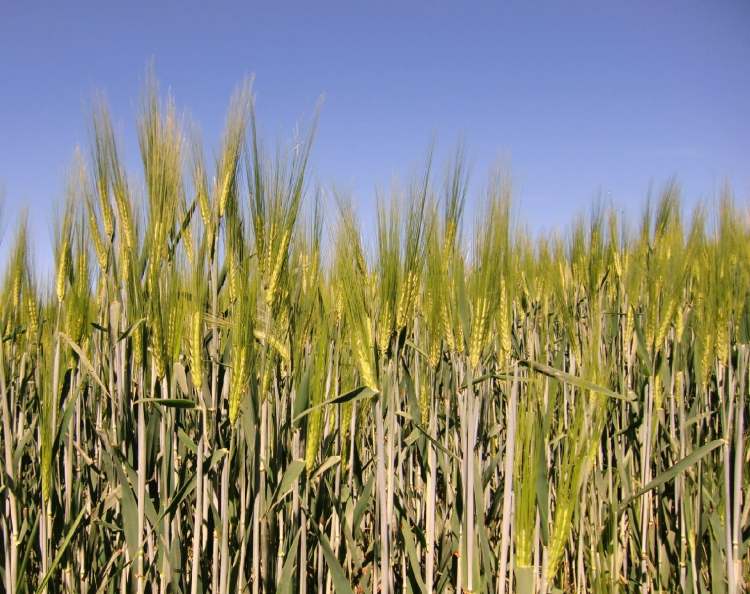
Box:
(0, 74, 748, 594)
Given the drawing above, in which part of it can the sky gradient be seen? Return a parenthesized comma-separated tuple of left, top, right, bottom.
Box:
(1, 1, 749, 271)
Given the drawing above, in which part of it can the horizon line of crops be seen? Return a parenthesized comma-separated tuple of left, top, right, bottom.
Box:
(1, 73, 749, 594)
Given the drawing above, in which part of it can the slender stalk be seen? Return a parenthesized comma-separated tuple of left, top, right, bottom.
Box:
(425, 402, 437, 594)
(136, 381, 147, 594)
(498, 365, 519, 594)
(0, 345, 18, 593)
(218, 433, 233, 594)
(190, 421, 205, 594)
(375, 397, 389, 594)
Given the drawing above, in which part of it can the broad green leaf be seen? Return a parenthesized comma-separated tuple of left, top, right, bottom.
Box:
(292, 363, 312, 423)
(521, 359, 634, 402)
(115, 462, 139, 560)
(293, 386, 375, 424)
(277, 527, 301, 594)
(266, 459, 306, 514)
(534, 429, 549, 546)
(58, 332, 110, 397)
(117, 317, 146, 342)
(16, 511, 39, 593)
(617, 439, 724, 513)
(353, 474, 375, 537)
(315, 525, 355, 594)
(401, 518, 427, 593)
(133, 397, 195, 409)
(311, 455, 341, 482)
(35, 507, 87, 594)
(515, 566, 534, 594)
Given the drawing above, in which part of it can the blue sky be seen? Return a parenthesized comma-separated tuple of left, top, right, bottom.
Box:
(1, 1, 749, 271)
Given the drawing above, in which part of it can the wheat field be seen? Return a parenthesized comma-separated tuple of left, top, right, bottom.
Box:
(0, 78, 748, 594)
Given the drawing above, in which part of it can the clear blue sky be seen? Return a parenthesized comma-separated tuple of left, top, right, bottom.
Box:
(1, 1, 749, 271)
